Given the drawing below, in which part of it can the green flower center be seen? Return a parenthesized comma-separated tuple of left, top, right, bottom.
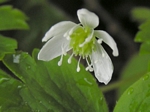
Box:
(69, 26, 96, 57)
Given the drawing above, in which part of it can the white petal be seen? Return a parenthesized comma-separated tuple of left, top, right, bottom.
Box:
(94, 30, 119, 56)
(38, 35, 71, 61)
(77, 8, 99, 29)
(42, 21, 76, 42)
(91, 42, 113, 84)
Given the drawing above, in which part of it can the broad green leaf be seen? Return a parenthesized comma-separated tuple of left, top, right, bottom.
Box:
(114, 72, 150, 112)
(117, 54, 150, 97)
(0, 5, 29, 30)
(131, 7, 150, 23)
(0, 35, 17, 60)
(3, 49, 108, 112)
(0, 69, 31, 112)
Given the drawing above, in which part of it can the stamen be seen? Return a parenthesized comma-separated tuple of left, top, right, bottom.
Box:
(86, 66, 93, 72)
(64, 32, 71, 40)
(66, 36, 71, 40)
(89, 67, 94, 72)
(102, 52, 105, 57)
(69, 25, 79, 35)
(63, 32, 68, 37)
(62, 44, 67, 55)
(94, 60, 99, 64)
(85, 58, 93, 72)
(79, 30, 94, 47)
(68, 53, 74, 64)
(86, 57, 90, 66)
(69, 29, 74, 35)
(58, 54, 63, 66)
(97, 38, 103, 44)
(77, 56, 81, 72)
(58, 44, 68, 66)
(86, 67, 89, 71)
(79, 43, 85, 47)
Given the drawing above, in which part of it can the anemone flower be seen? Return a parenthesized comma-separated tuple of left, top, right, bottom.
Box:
(38, 8, 119, 85)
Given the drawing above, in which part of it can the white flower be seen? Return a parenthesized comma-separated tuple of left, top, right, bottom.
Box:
(38, 8, 119, 85)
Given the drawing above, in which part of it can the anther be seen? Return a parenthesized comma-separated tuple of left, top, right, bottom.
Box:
(86, 66, 93, 72)
(68, 53, 74, 64)
(58, 54, 63, 66)
(66, 36, 71, 40)
(63, 32, 68, 37)
(86, 57, 93, 72)
(102, 52, 105, 57)
(86, 67, 89, 71)
(97, 38, 103, 44)
(89, 67, 94, 72)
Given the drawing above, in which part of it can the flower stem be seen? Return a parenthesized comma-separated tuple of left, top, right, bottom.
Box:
(100, 72, 145, 92)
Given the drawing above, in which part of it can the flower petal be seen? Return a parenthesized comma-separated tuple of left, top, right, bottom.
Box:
(91, 42, 113, 84)
(77, 8, 99, 29)
(38, 35, 71, 61)
(42, 21, 76, 42)
(94, 30, 119, 56)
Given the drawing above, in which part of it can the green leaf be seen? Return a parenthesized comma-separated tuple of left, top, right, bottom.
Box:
(135, 20, 150, 42)
(117, 54, 150, 97)
(114, 72, 150, 112)
(131, 7, 150, 23)
(139, 42, 150, 55)
(0, 69, 31, 112)
(0, 35, 17, 60)
(3, 49, 108, 112)
(0, 5, 29, 30)
(134, 20, 150, 54)
(135, 30, 149, 43)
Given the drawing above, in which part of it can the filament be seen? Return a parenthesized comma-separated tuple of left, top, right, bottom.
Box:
(77, 56, 81, 72)
(85, 57, 93, 72)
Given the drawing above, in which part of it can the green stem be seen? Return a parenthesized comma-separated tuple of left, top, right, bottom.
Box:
(100, 73, 145, 92)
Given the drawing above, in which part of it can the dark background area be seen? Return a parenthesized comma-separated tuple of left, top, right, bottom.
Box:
(2, 0, 150, 111)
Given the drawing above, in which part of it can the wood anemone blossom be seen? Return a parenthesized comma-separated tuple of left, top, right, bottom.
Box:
(38, 8, 119, 85)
